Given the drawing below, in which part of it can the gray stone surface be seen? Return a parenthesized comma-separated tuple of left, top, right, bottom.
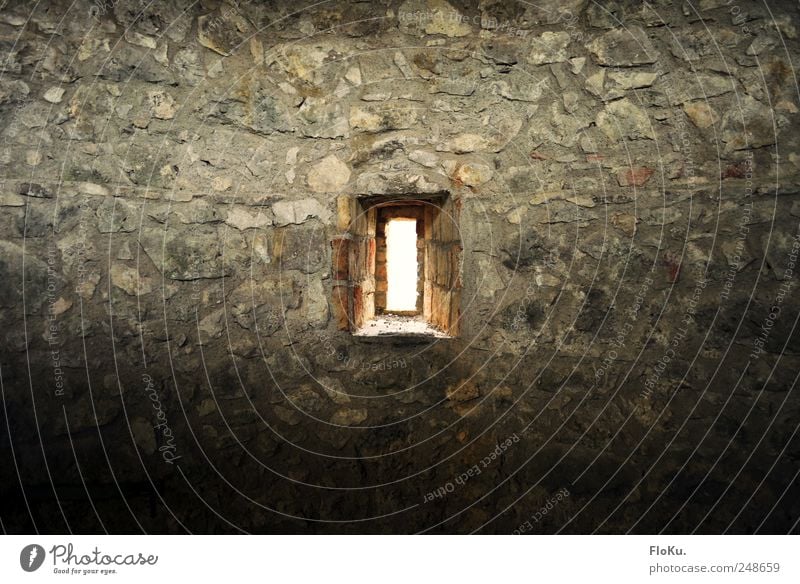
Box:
(0, 0, 798, 536)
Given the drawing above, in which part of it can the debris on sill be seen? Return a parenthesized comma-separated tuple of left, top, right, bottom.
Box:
(354, 315, 449, 338)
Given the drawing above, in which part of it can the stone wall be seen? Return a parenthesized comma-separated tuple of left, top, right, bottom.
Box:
(1, 0, 799, 533)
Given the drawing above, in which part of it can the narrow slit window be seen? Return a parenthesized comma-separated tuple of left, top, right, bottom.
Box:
(385, 218, 418, 312)
(331, 194, 461, 338)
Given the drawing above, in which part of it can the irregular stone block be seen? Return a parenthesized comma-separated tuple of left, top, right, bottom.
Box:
(668, 72, 734, 104)
(197, 5, 252, 57)
(225, 207, 273, 231)
(96, 199, 139, 233)
(617, 166, 655, 187)
(684, 101, 718, 129)
(721, 96, 778, 151)
(588, 26, 657, 67)
(307, 155, 351, 193)
(398, 0, 472, 37)
(445, 161, 494, 187)
(111, 264, 153, 296)
(0, 79, 29, 106)
(528, 31, 572, 65)
(273, 225, 328, 274)
(298, 97, 348, 138)
(491, 75, 548, 102)
(349, 104, 419, 133)
(302, 278, 329, 327)
(330, 408, 368, 425)
(139, 227, 230, 280)
(607, 70, 658, 90)
(354, 172, 444, 195)
(596, 98, 655, 141)
(273, 199, 332, 226)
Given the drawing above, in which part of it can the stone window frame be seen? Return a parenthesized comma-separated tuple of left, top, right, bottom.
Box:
(331, 192, 462, 337)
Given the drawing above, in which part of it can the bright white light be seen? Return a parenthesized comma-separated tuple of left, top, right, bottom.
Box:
(386, 218, 418, 312)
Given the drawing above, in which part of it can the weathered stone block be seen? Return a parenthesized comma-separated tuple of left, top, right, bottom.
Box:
(588, 26, 658, 67)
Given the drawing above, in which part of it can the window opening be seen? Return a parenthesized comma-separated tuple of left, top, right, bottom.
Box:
(332, 194, 461, 338)
(385, 218, 419, 313)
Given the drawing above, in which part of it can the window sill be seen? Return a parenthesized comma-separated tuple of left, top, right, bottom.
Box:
(353, 315, 450, 340)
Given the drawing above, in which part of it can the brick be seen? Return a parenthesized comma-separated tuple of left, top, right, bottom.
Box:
(332, 285, 351, 330)
(617, 166, 654, 187)
(337, 195, 352, 231)
(331, 237, 350, 281)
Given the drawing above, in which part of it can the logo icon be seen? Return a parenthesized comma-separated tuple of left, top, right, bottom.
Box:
(20, 544, 45, 572)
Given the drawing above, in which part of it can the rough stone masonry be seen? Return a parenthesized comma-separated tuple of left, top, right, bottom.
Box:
(0, 0, 799, 534)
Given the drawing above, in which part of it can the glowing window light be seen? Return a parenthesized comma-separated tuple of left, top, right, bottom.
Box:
(385, 218, 418, 312)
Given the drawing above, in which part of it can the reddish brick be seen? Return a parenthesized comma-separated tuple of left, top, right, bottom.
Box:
(331, 237, 350, 281)
(331, 285, 350, 330)
(617, 166, 654, 187)
(353, 285, 365, 329)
